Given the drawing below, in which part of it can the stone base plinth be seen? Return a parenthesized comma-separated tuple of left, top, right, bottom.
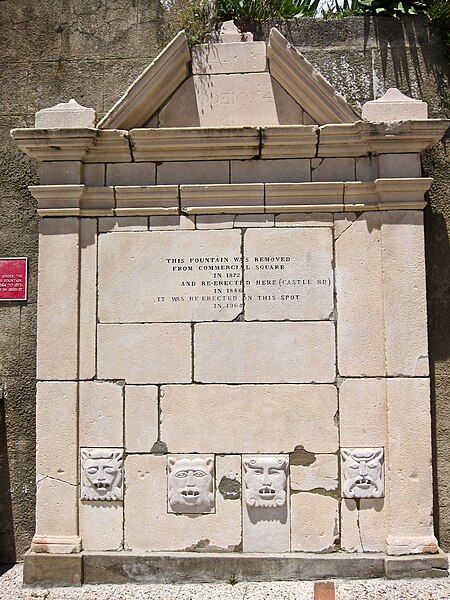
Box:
(23, 550, 448, 586)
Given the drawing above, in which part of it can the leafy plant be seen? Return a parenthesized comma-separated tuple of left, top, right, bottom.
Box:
(320, 0, 362, 18)
(228, 574, 238, 585)
(357, 0, 428, 16)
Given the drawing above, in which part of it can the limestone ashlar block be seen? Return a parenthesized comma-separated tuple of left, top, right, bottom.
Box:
(375, 178, 432, 211)
(244, 227, 334, 321)
(79, 219, 97, 379)
(181, 183, 264, 214)
(149, 215, 195, 230)
(125, 455, 242, 552)
(97, 323, 191, 384)
(36, 382, 78, 485)
(40, 161, 83, 184)
(99, 217, 148, 232)
(29, 185, 114, 217)
(341, 498, 387, 553)
(233, 214, 275, 228)
(230, 158, 310, 183)
(290, 454, 338, 492)
(98, 229, 242, 323)
(79, 381, 123, 447)
(386, 378, 438, 555)
(194, 322, 335, 383)
(356, 157, 379, 182)
(195, 215, 234, 229)
(157, 161, 229, 185)
(130, 127, 260, 161)
(84, 163, 105, 186)
(275, 213, 333, 227)
(125, 385, 158, 452)
(311, 158, 355, 182)
(265, 182, 344, 213)
(106, 162, 156, 186)
(11, 128, 96, 162)
(335, 212, 385, 377)
(36, 218, 79, 380)
(158, 73, 303, 128)
(98, 31, 190, 129)
(82, 187, 114, 216)
(114, 185, 178, 216)
(191, 42, 267, 75)
(160, 384, 338, 454)
(260, 125, 318, 159)
(291, 493, 339, 552)
(339, 378, 387, 448)
(378, 154, 422, 179)
(381, 211, 429, 376)
(79, 502, 123, 551)
(267, 28, 359, 125)
(35, 99, 96, 128)
(84, 130, 132, 163)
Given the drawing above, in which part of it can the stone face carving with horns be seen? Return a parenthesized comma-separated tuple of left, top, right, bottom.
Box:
(168, 456, 215, 513)
(341, 447, 384, 499)
(81, 448, 124, 501)
(243, 455, 288, 508)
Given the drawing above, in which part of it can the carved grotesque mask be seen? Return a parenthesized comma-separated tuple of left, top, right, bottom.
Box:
(243, 455, 288, 508)
(81, 449, 123, 501)
(168, 456, 214, 513)
(341, 447, 384, 499)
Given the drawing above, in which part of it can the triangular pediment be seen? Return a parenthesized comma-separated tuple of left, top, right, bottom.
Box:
(98, 27, 360, 130)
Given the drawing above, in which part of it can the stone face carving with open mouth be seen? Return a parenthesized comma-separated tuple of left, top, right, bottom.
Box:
(80, 448, 124, 501)
(243, 455, 288, 508)
(341, 447, 384, 499)
(168, 455, 214, 513)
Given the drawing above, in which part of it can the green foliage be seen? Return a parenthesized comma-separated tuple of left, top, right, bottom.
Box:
(357, 0, 428, 16)
(175, 0, 218, 46)
(425, 0, 450, 56)
(228, 574, 238, 585)
(320, 0, 362, 18)
(217, 0, 320, 33)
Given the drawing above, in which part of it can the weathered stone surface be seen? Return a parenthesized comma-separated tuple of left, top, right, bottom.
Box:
(84, 163, 105, 186)
(335, 212, 385, 376)
(355, 156, 378, 181)
(341, 498, 387, 553)
(35, 478, 78, 541)
(230, 159, 310, 183)
(98, 229, 243, 322)
(79, 219, 97, 379)
(234, 214, 275, 228)
(79, 502, 123, 551)
(378, 154, 421, 179)
(37, 218, 79, 380)
(195, 215, 234, 229)
(386, 378, 438, 556)
(275, 213, 333, 227)
(23, 552, 82, 587)
(381, 210, 429, 376)
(99, 217, 148, 232)
(149, 215, 195, 230)
(159, 74, 303, 127)
(244, 228, 334, 320)
(291, 493, 339, 552)
(192, 42, 266, 75)
(167, 455, 215, 514)
(79, 381, 123, 448)
(385, 552, 449, 579)
(339, 378, 386, 448)
(290, 454, 338, 492)
(157, 161, 229, 185)
(160, 384, 338, 453)
(97, 323, 191, 384)
(194, 322, 335, 383)
(106, 163, 156, 185)
(125, 385, 158, 453)
(35, 99, 95, 128)
(311, 158, 355, 182)
(125, 455, 241, 551)
(362, 88, 428, 122)
(181, 183, 264, 214)
(36, 382, 77, 485)
(40, 161, 83, 184)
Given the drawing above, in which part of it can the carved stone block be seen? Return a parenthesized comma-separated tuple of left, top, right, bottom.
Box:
(243, 455, 288, 508)
(341, 447, 384, 499)
(81, 449, 124, 502)
(167, 455, 215, 514)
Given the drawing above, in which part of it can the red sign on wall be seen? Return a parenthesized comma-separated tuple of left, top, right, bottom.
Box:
(0, 257, 28, 301)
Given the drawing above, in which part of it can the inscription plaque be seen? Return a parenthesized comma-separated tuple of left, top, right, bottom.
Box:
(0, 257, 27, 301)
(98, 229, 334, 323)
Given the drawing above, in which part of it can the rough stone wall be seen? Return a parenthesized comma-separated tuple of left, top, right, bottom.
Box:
(0, 4, 448, 562)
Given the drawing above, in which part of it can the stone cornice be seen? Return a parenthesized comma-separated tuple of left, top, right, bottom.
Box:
(29, 179, 432, 217)
(12, 120, 448, 163)
(267, 28, 360, 125)
(130, 127, 260, 161)
(97, 31, 191, 130)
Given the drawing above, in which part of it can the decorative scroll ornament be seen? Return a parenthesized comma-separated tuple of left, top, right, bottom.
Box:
(168, 456, 214, 513)
(81, 448, 124, 501)
(243, 455, 288, 508)
(341, 447, 384, 499)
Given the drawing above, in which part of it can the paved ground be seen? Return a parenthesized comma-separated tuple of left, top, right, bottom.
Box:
(1, 564, 450, 599)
